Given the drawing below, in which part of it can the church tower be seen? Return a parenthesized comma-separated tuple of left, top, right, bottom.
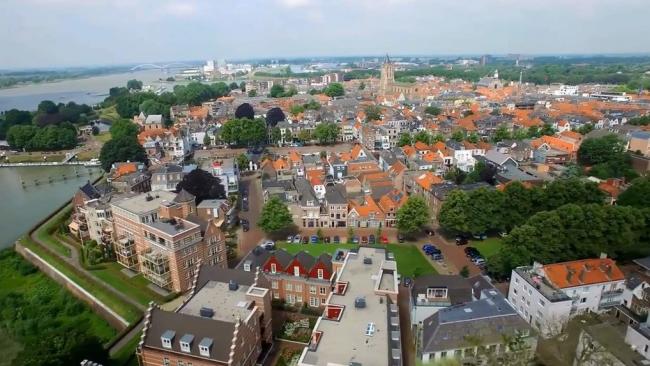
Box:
(379, 54, 395, 96)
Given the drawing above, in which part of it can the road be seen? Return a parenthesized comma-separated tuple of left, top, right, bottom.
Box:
(236, 172, 266, 261)
(398, 284, 416, 366)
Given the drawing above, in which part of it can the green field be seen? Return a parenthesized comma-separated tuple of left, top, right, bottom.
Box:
(276, 242, 436, 277)
(90, 262, 172, 306)
(470, 237, 503, 259)
(98, 105, 120, 122)
(0, 249, 116, 365)
(34, 207, 73, 257)
(95, 131, 112, 143)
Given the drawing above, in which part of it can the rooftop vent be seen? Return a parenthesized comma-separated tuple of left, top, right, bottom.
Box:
(355, 297, 367, 308)
(363, 257, 372, 265)
(229, 280, 239, 291)
(365, 322, 376, 336)
(145, 194, 154, 202)
(199, 307, 214, 318)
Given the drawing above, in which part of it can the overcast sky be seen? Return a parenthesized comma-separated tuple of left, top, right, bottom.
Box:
(1, 0, 649, 69)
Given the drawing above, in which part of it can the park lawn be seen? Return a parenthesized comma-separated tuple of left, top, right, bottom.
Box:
(98, 105, 120, 122)
(89, 262, 171, 306)
(470, 237, 503, 259)
(4, 153, 65, 163)
(19, 235, 141, 324)
(95, 131, 112, 143)
(77, 149, 100, 161)
(276, 242, 436, 278)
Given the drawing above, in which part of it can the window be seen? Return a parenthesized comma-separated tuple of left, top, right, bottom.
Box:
(645, 345, 648, 353)
(177, 361, 184, 366)
(286, 283, 293, 291)
(271, 263, 276, 274)
(440, 351, 447, 358)
(513, 289, 518, 295)
(320, 287, 327, 295)
(163, 358, 170, 366)
(244, 263, 251, 272)
(426, 288, 448, 299)
(365, 322, 376, 336)
(297, 295, 303, 303)
(539, 299, 546, 307)
(581, 298, 587, 303)
(294, 284, 302, 292)
(318, 269, 324, 279)
(310, 285, 317, 294)
(273, 291, 279, 299)
(294, 266, 300, 277)
(310, 297, 318, 307)
(321, 298, 327, 305)
(272, 281, 279, 289)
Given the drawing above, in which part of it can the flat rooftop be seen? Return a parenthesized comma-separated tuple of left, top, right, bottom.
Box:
(302, 247, 399, 366)
(515, 266, 571, 303)
(145, 218, 199, 237)
(179, 281, 254, 323)
(112, 191, 177, 214)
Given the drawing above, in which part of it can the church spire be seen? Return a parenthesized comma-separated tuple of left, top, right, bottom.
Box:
(384, 54, 391, 64)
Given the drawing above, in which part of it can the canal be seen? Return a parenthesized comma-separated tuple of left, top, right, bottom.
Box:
(0, 165, 103, 249)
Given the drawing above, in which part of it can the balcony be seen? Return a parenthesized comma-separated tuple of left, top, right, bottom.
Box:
(599, 289, 624, 309)
(140, 249, 172, 289)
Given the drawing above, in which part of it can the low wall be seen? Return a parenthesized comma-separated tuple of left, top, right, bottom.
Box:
(15, 243, 129, 330)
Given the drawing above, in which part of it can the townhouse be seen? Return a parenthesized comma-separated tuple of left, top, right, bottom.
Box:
(138, 267, 273, 366)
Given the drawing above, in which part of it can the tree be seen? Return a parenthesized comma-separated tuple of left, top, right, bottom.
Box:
(364, 105, 382, 121)
(37, 100, 58, 114)
(175, 168, 226, 203)
(269, 84, 286, 98)
(203, 133, 211, 146)
(239, 81, 246, 92)
(290, 104, 305, 116)
(396, 196, 431, 235)
(358, 81, 366, 90)
(323, 83, 344, 97)
(91, 125, 100, 135)
(397, 133, 413, 147)
(258, 196, 294, 234)
(235, 103, 255, 120)
(541, 123, 555, 136)
(229, 82, 239, 90)
(424, 106, 441, 116)
(578, 134, 626, 166)
(99, 136, 147, 172)
(0, 109, 32, 139)
(618, 177, 650, 208)
(451, 130, 465, 142)
(414, 131, 433, 145)
(236, 153, 249, 171)
(438, 190, 470, 233)
(467, 132, 480, 143)
(210, 82, 231, 98)
(313, 122, 339, 144)
(577, 123, 594, 135)
(109, 119, 139, 140)
(303, 99, 321, 110)
(266, 107, 286, 127)
(460, 266, 470, 278)
(139, 99, 170, 119)
(297, 129, 311, 143)
(444, 167, 467, 185)
(126, 79, 143, 90)
(270, 127, 282, 144)
(247, 89, 257, 97)
(492, 125, 511, 142)
(7, 125, 38, 150)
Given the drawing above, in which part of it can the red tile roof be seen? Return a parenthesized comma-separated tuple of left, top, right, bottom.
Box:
(543, 258, 624, 289)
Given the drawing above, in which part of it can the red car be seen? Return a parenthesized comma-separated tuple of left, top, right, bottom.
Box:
(381, 235, 389, 244)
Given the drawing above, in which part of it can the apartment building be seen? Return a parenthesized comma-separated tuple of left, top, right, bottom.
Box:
(261, 250, 334, 308)
(111, 190, 227, 293)
(138, 267, 273, 366)
(209, 158, 239, 194)
(150, 164, 184, 192)
(323, 185, 347, 228)
(508, 256, 625, 337)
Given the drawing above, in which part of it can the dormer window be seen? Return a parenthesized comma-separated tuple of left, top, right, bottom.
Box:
(180, 334, 194, 353)
(426, 287, 448, 299)
(161, 330, 175, 349)
(318, 269, 324, 279)
(271, 263, 277, 274)
(243, 262, 251, 272)
(294, 266, 300, 276)
(199, 338, 213, 357)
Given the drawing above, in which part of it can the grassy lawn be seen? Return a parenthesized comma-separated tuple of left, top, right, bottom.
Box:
(34, 207, 72, 257)
(95, 131, 112, 143)
(3, 153, 66, 163)
(277, 242, 436, 278)
(76, 149, 100, 161)
(98, 105, 120, 122)
(470, 237, 503, 259)
(110, 331, 142, 366)
(19, 235, 141, 323)
(90, 262, 171, 306)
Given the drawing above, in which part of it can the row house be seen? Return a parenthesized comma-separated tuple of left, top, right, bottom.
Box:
(262, 250, 334, 308)
(138, 267, 273, 366)
(209, 158, 239, 194)
(138, 128, 191, 161)
(531, 135, 577, 164)
(347, 195, 385, 228)
(111, 190, 228, 293)
(70, 182, 115, 245)
(108, 162, 151, 193)
(378, 189, 408, 227)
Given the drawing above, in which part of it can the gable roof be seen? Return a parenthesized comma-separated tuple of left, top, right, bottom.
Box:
(411, 274, 473, 305)
(543, 258, 625, 289)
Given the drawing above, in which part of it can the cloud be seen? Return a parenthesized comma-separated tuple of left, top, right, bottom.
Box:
(277, 0, 312, 8)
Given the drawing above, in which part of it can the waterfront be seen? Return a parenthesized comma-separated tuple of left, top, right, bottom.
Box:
(0, 69, 172, 111)
(0, 165, 102, 249)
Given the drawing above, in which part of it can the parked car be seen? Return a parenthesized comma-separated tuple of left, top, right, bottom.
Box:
(464, 247, 480, 258)
(293, 235, 301, 244)
(472, 257, 486, 266)
(368, 235, 375, 244)
(261, 240, 275, 250)
(426, 229, 435, 236)
(381, 235, 389, 244)
(287, 235, 293, 242)
(472, 233, 487, 240)
(352, 236, 359, 244)
(361, 236, 368, 245)
(403, 277, 413, 287)
(302, 236, 309, 244)
(422, 244, 441, 255)
(242, 201, 249, 212)
(455, 235, 469, 246)
(431, 252, 444, 261)
(241, 219, 250, 232)
(310, 235, 318, 244)
(333, 235, 340, 244)
(397, 234, 405, 243)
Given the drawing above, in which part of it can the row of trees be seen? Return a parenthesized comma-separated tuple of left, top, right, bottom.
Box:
(99, 119, 147, 171)
(438, 179, 606, 235)
(220, 118, 267, 146)
(269, 84, 298, 98)
(577, 134, 638, 180)
(7, 123, 77, 151)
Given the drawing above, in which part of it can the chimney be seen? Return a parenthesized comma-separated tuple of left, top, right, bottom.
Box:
(578, 269, 586, 284)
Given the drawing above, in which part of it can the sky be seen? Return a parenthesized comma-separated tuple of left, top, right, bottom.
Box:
(1, 0, 649, 69)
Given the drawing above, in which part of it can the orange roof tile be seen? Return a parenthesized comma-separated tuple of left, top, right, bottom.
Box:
(401, 145, 416, 158)
(543, 258, 624, 289)
(378, 189, 408, 213)
(349, 195, 384, 218)
(114, 162, 137, 178)
(531, 135, 577, 153)
(414, 141, 430, 151)
(415, 171, 443, 191)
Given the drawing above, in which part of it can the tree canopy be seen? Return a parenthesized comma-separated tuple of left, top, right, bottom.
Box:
(175, 168, 226, 203)
(396, 196, 431, 235)
(265, 107, 286, 127)
(258, 196, 294, 234)
(617, 177, 650, 208)
(313, 122, 339, 144)
(220, 118, 267, 146)
(109, 119, 139, 140)
(127, 79, 143, 90)
(364, 105, 382, 121)
(235, 103, 255, 120)
(424, 106, 441, 116)
(99, 135, 147, 172)
(7, 123, 77, 151)
(578, 134, 636, 180)
(323, 83, 344, 97)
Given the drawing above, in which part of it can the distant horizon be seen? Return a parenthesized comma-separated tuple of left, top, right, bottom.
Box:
(3, 52, 650, 72)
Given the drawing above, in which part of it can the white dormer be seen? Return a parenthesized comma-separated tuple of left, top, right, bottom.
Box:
(179, 334, 194, 353)
(161, 330, 175, 349)
(199, 337, 213, 357)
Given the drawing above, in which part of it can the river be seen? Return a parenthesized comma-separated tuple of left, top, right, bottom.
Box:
(0, 69, 175, 111)
(0, 166, 103, 249)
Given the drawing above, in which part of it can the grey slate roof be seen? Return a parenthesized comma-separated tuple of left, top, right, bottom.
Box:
(421, 289, 533, 354)
(143, 308, 234, 363)
(324, 185, 347, 204)
(411, 275, 473, 305)
(295, 178, 318, 205)
(634, 256, 650, 271)
(173, 189, 195, 203)
(236, 247, 272, 272)
(79, 182, 101, 200)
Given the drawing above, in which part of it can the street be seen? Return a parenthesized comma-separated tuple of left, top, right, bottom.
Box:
(235, 172, 266, 261)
